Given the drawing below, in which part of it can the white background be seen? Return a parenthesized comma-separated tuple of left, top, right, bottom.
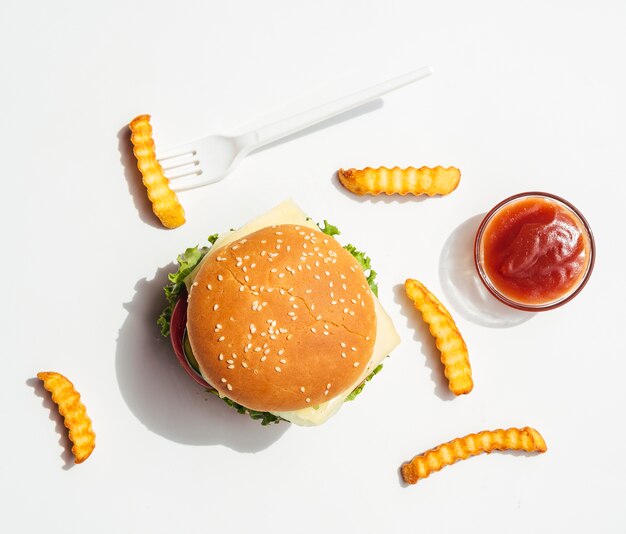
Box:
(2, 1, 625, 532)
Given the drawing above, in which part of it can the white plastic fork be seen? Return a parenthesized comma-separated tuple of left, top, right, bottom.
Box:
(159, 66, 433, 191)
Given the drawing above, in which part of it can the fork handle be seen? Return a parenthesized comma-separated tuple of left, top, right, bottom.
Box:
(241, 66, 433, 152)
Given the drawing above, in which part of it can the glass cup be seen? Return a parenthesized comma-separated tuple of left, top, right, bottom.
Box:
(474, 192, 595, 311)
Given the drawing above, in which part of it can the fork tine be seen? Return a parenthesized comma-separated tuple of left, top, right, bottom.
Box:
(166, 167, 203, 182)
(161, 157, 199, 173)
(157, 140, 199, 161)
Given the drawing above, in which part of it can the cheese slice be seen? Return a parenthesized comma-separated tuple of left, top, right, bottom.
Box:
(185, 199, 401, 425)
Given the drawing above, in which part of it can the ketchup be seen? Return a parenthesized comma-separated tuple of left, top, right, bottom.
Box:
(477, 194, 593, 308)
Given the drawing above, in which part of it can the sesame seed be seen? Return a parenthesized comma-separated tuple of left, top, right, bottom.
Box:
(327, 383, 331, 389)
(278, 349, 285, 355)
(287, 334, 294, 340)
(232, 353, 237, 359)
(227, 359, 234, 364)
(254, 347, 261, 352)
(316, 314, 322, 320)
(207, 284, 212, 290)
(227, 383, 233, 391)
(353, 362, 360, 367)
(291, 316, 298, 321)
(314, 275, 321, 280)
(342, 284, 347, 290)
(261, 355, 267, 362)
(278, 273, 285, 278)
(213, 304, 219, 311)
(275, 366, 282, 373)
(331, 300, 337, 305)
(227, 364, 235, 369)
(305, 289, 312, 294)
(341, 342, 346, 348)
(305, 398, 311, 403)
(279, 359, 286, 364)
(341, 353, 347, 358)
(216, 257, 226, 262)
(218, 354, 224, 360)
(218, 336, 225, 342)
(221, 378, 227, 383)
(264, 348, 270, 355)
(244, 275, 250, 283)
(217, 274, 224, 281)
(349, 311, 355, 316)
(340, 274, 346, 280)
(311, 327, 317, 333)
(300, 386, 306, 393)
(324, 390, 329, 395)
(241, 362, 248, 368)
(323, 331, 329, 335)
(343, 308, 349, 313)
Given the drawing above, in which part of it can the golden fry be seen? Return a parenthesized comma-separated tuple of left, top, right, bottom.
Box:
(129, 114, 186, 229)
(405, 278, 473, 395)
(338, 166, 460, 196)
(401, 427, 547, 484)
(37, 372, 95, 464)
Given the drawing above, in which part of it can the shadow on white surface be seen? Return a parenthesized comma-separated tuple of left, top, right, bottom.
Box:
(247, 99, 384, 156)
(27, 378, 76, 470)
(392, 284, 455, 401)
(115, 266, 289, 451)
(117, 126, 164, 229)
(438, 214, 534, 328)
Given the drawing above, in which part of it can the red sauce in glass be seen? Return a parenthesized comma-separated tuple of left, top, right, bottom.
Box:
(481, 196, 590, 306)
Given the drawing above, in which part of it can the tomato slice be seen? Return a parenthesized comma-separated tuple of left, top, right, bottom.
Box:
(170, 291, 213, 389)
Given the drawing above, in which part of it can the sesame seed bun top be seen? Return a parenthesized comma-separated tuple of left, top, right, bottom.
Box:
(186, 224, 377, 412)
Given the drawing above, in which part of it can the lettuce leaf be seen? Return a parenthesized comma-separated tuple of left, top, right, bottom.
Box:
(157, 234, 218, 337)
(317, 220, 378, 297)
(345, 363, 383, 401)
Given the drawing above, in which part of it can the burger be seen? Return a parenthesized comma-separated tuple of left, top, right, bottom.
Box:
(157, 200, 400, 426)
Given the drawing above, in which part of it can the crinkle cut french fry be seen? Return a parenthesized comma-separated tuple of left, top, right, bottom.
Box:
(401, 427, 547, 484)
(405, 278, 473, 395)
(338, 166, 460, 196)
(37, 372, 96, 464)
(129, 114, 186, 229)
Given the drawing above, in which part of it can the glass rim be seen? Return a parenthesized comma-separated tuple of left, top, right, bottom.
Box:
(474, 191, 595, 312)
